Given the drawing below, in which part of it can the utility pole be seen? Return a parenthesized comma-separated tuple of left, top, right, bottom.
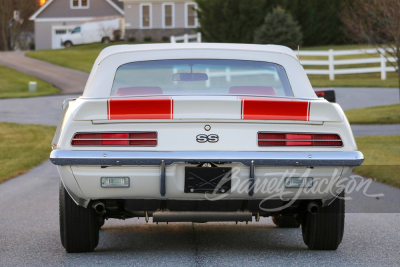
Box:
(7, 10, 23, 51)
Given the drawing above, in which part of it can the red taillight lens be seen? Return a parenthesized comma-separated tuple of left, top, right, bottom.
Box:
(71, 132, 157, 146)
(258, 132, 342, 147)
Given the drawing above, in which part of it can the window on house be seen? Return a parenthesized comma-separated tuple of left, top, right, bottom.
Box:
(185, 3, 198, 28)
(141, 4, 152, 28)
(163, 4, 174, 28)
(71, 0, 89, 9)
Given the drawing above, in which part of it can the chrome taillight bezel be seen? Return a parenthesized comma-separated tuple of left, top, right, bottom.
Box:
(257, 132, 344, 147)
(71, 131, 158, 147)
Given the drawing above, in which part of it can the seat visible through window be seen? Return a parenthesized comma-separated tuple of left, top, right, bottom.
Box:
(228, 86, 277, 96)
(114, 87, 163, 96)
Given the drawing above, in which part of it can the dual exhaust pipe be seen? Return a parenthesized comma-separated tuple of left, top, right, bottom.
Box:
(92, 202, 106, 214)
(307, 201, 320, 214)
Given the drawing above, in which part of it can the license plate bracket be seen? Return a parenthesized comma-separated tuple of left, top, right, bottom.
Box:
(185, 167, 231, 193)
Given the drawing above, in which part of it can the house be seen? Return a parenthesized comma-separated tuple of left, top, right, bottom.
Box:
(30, 0, 124, 50)
(121, 0, 198, 42)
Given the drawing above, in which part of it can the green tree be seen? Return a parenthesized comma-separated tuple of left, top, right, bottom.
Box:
(195, 0, 346, 46)
(196, 0, 269, 43)
(284, 0, 346, 46)
(254, 7, 302, 48)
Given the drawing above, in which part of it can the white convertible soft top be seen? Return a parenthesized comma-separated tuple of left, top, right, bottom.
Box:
(94, 43, 299, 64)
(83, 43, 315, 98)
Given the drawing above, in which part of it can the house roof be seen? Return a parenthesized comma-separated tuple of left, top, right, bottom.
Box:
(30, 0, 124, 21)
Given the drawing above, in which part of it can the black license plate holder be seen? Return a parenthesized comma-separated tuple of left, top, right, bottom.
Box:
(185, 167, 231, 193)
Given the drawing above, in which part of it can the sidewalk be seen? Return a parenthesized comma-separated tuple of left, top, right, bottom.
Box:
(0, 51, 88, 95)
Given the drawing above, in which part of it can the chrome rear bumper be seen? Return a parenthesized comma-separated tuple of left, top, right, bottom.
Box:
(50, 150, 364, 167)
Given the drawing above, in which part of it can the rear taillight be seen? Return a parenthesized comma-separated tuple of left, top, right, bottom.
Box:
(71, 132, 157, 146)
(258, 132, 342, 147)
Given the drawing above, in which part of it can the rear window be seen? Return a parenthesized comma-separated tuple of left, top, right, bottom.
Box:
(111, 59, 293, 97)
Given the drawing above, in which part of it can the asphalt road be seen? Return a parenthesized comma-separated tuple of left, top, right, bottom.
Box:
(1, 54, 400, 265)
(314, 87, 400, 110)
(0, 51, 88, 95)
(1, 161, 400, 267)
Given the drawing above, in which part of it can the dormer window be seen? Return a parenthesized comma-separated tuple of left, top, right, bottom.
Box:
(71, 0, 89, 9)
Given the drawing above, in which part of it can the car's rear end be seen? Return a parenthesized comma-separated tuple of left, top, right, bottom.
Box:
(51, 43, 363, 252)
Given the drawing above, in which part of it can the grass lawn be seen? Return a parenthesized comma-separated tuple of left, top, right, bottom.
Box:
(345, 104, 400, 124)
(354, 135, 400, 188)
(26, 42, 140, 73)
(0, 123, 56, 184)
(26, 43, 399, 88)
(0, 65, 60, 98)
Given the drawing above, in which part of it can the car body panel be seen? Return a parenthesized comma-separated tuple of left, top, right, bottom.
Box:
(51, 43, 363, 210)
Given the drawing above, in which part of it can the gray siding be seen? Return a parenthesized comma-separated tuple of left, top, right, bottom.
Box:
(37, 0, 121, 18)
(124, 1, 187, 29)
(124, 3, 140, 29)
(175, 2, 185, 28)
(152, 3, 162, 29)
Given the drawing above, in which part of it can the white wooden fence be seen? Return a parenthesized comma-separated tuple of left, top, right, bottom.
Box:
(170, 33, 202, 43)
(299, 48, 397, 80)
(168, 38, 397, 80)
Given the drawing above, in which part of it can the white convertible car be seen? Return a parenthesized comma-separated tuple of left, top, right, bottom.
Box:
(50, 43, 363, 253)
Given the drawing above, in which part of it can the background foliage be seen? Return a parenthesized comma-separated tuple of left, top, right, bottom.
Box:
(254, 7, 302, 48)
(196, 0, 268, 44)
(196, 0, 346, 46)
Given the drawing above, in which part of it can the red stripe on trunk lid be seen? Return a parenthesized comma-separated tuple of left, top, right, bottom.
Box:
(239, 97, 310, 121)
(108, 97, 172, 120)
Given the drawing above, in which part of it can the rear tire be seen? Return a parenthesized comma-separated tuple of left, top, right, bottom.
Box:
(272, 216, 300, 228)
(99, 217, 105, 229)
(59, 180, 99, 253)
(301, 191, 345, 250)
(64, 41, 72, 48)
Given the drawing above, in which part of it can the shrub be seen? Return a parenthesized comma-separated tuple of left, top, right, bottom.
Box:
(29, 42, 35, 51)
(162, 36, 170, 42)
(144, 36, 152, 42)
(113, 30, 121, 41)
(254, 7, 302, 48)
(128, 37, 136, 42)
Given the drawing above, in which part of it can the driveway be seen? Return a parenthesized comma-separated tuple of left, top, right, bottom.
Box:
(314, 87, 400, 110)
(0, 161, 399, 266)
(0, 51, 88, 94)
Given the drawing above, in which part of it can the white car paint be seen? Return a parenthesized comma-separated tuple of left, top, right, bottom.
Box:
(51, 43, 362, 206)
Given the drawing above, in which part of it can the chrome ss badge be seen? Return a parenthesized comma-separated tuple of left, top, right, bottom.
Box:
(196, 134, 219, 143)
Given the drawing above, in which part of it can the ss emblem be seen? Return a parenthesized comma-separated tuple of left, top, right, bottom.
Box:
(196, 134, 219, 143)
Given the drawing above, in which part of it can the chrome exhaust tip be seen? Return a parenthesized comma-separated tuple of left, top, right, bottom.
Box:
(92, 202, 106, 214)
(307, 201, 320, 214)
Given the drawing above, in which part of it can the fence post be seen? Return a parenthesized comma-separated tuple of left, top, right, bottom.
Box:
(380, 48, 386, 80)
(205, 68, 210, 87)
(170, 36, 175, 43)
(184, 34, 188, 43)
(328, 49, 335, 81)
(197, 32, 202, 43)
(225, 67, 231, 82)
